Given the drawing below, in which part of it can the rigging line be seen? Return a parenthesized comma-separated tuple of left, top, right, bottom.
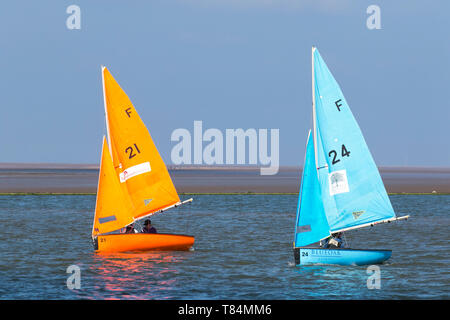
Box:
(342, 232, 349, 248)
(184, 197, 190, 235)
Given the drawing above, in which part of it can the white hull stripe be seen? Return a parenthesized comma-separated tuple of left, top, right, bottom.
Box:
(119, 162, 151, 183)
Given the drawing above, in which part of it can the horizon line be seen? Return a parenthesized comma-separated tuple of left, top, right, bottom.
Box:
(0, 162, 449, 171)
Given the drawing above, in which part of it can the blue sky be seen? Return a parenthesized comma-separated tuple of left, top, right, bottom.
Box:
(0, 0, 448, 166)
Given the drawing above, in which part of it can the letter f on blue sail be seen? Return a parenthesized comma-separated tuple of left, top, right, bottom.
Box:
(294, 131, 330, 247)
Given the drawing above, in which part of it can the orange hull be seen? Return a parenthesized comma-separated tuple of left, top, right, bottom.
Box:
(94, 233, 195, 253)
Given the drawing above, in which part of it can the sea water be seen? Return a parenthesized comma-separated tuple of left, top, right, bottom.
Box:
(0, 194, 448, 299)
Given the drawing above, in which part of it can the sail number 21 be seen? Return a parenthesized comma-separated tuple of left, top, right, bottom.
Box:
(328, 144, 350, 165)
(125, 143, 141, 159)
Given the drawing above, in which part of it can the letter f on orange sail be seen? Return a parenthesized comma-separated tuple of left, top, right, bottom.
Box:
(92, 137, 134, 238)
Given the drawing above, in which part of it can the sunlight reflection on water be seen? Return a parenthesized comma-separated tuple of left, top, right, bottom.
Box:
(81, 251, 188, 300)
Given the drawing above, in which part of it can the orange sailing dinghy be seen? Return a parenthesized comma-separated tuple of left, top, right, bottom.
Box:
(91, 66, 194, 253)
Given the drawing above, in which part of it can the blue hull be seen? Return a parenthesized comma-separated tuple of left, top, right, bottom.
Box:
(294, 247, 392, 266)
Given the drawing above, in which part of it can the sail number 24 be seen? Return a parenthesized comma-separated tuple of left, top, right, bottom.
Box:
(328, 144, 350, 165)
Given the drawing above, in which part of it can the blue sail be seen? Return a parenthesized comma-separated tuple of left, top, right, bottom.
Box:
(294, 131, 330, 247)
(313, 47, 396, 232)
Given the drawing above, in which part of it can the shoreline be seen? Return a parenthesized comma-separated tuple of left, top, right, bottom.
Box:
(0, 192, 449, 196)
(1, 163, 450, 171)
(1, 165, 450, 194)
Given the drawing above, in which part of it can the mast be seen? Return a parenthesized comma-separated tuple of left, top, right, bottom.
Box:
(311, 46, 318, 169)
(101, 65, 113, 158)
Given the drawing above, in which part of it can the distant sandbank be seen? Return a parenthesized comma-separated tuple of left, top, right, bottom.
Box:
(0, 164, 449, 194)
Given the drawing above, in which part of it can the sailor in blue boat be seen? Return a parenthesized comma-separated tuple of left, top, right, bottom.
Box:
(321, 232, 345, 249)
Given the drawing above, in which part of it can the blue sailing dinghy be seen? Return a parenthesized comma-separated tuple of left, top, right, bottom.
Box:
(293, 47, 409, 266)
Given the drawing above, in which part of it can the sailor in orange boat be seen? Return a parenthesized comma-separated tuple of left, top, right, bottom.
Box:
(142, 219, 157, 234)
(124, 223, 136, 234)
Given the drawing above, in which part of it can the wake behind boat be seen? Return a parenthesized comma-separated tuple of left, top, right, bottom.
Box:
(293, 47, 408, 266)
(91, 66, 194, 253)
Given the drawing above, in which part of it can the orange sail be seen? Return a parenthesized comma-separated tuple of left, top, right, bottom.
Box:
(101, 66, 180, 220)
(92, 137, 135, 237)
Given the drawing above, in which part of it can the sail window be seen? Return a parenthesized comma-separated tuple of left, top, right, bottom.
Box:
(329, 170, 350, 196)
(296, 225, 312, 233)
(99, 215, 117, 224)
(119, 162, 151, 183)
